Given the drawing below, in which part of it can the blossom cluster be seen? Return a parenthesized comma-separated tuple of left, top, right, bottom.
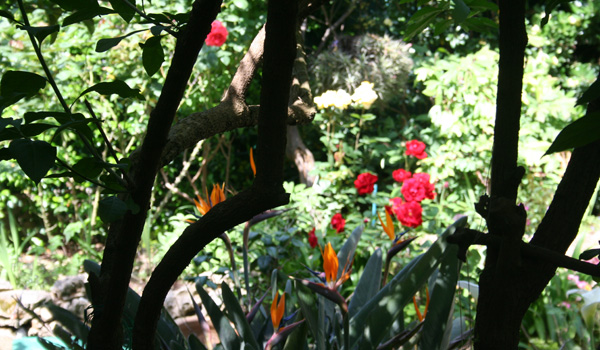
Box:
(314, 81, 378, 110)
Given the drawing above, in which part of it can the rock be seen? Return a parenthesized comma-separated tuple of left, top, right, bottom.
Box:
(51, 274, 86, 300)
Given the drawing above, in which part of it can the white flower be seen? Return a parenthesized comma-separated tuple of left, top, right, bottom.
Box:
(568, 287, 600, 327)
(351, 81, 378, 109)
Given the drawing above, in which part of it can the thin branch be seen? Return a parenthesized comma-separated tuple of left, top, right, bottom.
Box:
(447, 228, 600, 277)
(121, 0, 178, 37)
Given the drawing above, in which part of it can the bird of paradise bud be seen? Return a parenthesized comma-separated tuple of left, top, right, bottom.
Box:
(249, 148, 256, 176)
(265, 291, 305, 350)
(194, 183, 226, 215)
(412, 287, 430, 322)
(380, 206, 416, 287)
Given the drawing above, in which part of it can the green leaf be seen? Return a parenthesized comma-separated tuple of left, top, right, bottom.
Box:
(0, 71, 47, 112)
(349, 217, 467, 349)
(0, 10, 16, 23)
(51, 116, 95, 142)
(62, 7, 114, 26)
(196, 282, 241, 350)
(576, 78, 600, 106)
(544, 112, 600, 155)
(109, 0, 135, 22)
(95, 30, 145, 52)
(404, 7, 446, 40)
(72, 157, 104, 180)
(580, 249, 600, 261)
(50, 0, 99, 12)
(462, 16, 498, 32)
(77, 80, 143, 102)
(221, 283, 260, 350)
(419, 244, 461, 350)
(337, 225, 363, 278)
(348, 248, 382, 318)
(20, 25, 60, 44)
(140, 35, 165, 77)
(188, 334, 208, 350)
(541, 0, 572, 27)
(9, 139, 56, 183)
(45, 303, 89, 342)
(452, 0, 470, 23)
(20, 123, 57, 137)
(296, 283, 324, 350)
(98, 196, 128, 223)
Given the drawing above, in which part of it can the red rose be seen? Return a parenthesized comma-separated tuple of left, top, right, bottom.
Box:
(392, 169, 412, 183)
(331, 213, 346, 233)
(401, 173, 435, 202)
(395, 201, 423, 228)
(308, 228, 317, 248)
(390, 197, 403, 213)
(205, 20, 228, 47)
(406, 140, 427, 159)
(354, 172, 378, 195)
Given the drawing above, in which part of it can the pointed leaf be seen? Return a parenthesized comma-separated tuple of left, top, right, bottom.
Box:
(98, 196, 128, 223)
(221, 283, 260, 349)
(45, 303, 89, 342)
(419, 244, 461, 350)
(348, 248, 382, 318)
(1, 71, 47, 97)
(188, 334, 208, 350)
(21, 25, 60, 44)
(140, 35, 165, 77)
(109, 0, 136, 22)
(77, 80, 143, 101)
(95, 30, 145, 52)
(349, 217, 467, 349)
(545, 112, 600, 155)
(576, 78, 600, 106)
(62, 7, 114, 26)
(337, 225, 363, 278)
(196, 282, 241, 350)
(580, 249, 600, 261)
(9, 139, 56, 183)
(452, 0, 470, 23)
(296, 283, 324, 350)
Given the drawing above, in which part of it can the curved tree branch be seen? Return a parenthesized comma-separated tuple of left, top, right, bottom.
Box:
(87, 1, 223, 349)
(132, 0, 299, 347)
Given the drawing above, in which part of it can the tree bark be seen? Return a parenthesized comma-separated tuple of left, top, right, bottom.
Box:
(131, 0, 298, 348)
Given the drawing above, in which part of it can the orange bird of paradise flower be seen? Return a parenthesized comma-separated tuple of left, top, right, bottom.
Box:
(194, 183, 226, 215)
(271, 292, 285, 330)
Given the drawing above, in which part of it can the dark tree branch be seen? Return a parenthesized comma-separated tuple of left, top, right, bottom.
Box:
(448, 228, 600, 277)
(87, 1, 222, 348)
(131, 0, 298, 347)
(489, 0, 528, 202)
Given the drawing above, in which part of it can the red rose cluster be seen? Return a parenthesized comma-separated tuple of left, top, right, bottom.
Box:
(331, 213, 346, 233)
(354, 172, 378, 195)
(205, 20, 228, 47)
(389, 172, 435, 228)
(307, 228, 317, 248)
(406, 140, 427, 159)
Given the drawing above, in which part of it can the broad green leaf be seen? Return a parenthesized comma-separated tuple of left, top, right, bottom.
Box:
(109, 0, 135, 22)
(452, 0, 470, 23)
(196, 282, 241, 350)
(72, 157, 104, 180)
(95, 30, 145, 52)
(20, 123, 57, 137)
(221, 283, 260, 349)
(349, 217, 467, 349)
(337, 225, 363, 278)
(419, 244, 461, 350)
(98, 196, 128, 222)
(544, 112, 600, 155)
(50, 0, 99, 12)
(576, 78, 600, 106)
(25, 111, 66, 123)
(20, 25, 60, 44)
(233, 0, 249, 10)
(462, 16, 498, 32)
(0, 148, 12, 161)
(140, 36, 165, 77)
(52, 117, 95, 142)
(580, 249, 600, 261)
(0, 71, 47, 111)
(296, 283, 324, 350)
(62, 7, 114, 26)
(348, 248, 382, 318)
(9, 139, 56, 183)
(45, 303, 89, 342)
(77, 80, 143, 102)
(188, 334, 208, 350)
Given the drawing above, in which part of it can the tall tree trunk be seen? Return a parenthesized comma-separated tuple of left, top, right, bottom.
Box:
(287, 125, 316, 186)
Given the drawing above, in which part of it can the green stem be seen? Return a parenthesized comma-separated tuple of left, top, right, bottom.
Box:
(242, 221, 251, 310)
(342, 307, 349, 350)
(220, 233, 242, 302)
